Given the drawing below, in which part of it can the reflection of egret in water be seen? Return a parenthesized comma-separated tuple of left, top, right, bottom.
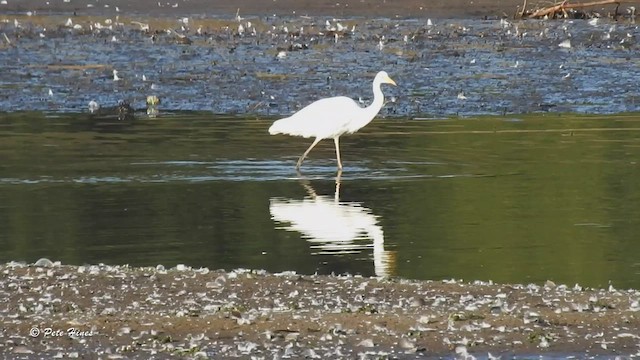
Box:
(269, 172, 395, 277)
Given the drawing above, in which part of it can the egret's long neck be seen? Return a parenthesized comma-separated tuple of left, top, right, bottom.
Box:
(368, 79, 385, 113)
(354, 79, 385, 129)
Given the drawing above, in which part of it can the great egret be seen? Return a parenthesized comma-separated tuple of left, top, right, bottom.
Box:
(268, 71, 397, 170)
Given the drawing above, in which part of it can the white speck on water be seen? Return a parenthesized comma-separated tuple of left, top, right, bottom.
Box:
(559, 39, 571, 48)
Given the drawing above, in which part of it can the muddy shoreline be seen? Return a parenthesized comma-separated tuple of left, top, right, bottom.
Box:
(3, 0, 528, 19)
(2, 262, 639, 358)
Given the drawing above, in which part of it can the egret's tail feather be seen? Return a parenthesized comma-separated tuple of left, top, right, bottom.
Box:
(269, 117, 296, 136)
(269, 116, 317, 138)
(268, 122, 281, 135)
(268, 118, 285, 135)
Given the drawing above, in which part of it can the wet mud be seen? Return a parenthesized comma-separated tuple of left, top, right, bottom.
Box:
(0, 0, 529, 19)
(1, 5, 638, 117)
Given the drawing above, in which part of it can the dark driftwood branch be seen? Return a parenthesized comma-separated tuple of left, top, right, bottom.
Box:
(523, 0, 623, 18)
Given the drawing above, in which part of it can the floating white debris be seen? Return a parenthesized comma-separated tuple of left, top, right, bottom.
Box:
(455, 345, 469, 357)
(175, 264, 188, 271)
(399, 338, 415, 349)
(357, 338, 375, 347)
(275, 270, 297, 276)
(34, 258, 54, 267)
(617, 332, 640, 339)
(88, 100, 100, 113)
(302, 348, 320, 359)
(13, 346, 34, 354)
(539, 336, 550, 348)
(131, 21, 149, 32)
(237, 341, 258, 353)
(101, 307, 116, 315)
(558, 39, 572, 48)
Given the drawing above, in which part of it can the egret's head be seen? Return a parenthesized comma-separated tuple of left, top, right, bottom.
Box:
(376, 71, 397, 86)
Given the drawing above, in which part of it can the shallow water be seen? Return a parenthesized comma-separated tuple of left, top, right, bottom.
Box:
(0, 15, 639, 116)
(1, 112, 639, 288)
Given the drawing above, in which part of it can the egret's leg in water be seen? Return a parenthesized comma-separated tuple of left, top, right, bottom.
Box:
(334, 170, 342, 202)
(334, 137, 343, 170)
(296, 137, 322, 169)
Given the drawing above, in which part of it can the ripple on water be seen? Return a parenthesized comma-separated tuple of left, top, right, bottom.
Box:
(0, 159, 476, 184)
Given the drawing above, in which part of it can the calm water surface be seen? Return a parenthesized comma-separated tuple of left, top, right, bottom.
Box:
(1, 112, 639, 288)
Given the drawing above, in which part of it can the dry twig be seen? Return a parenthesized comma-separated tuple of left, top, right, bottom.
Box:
(523, 0, 625, 19)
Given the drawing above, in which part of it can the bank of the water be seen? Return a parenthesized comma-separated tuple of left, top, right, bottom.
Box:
(2, 4, 638, 115)
(2, 262, 639, 358)
(2, 0, 528, 19)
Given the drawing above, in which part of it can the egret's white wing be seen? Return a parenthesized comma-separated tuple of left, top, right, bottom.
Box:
(269, 96, 362, 139)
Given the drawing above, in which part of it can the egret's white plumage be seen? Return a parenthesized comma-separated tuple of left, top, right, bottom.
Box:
(268, 71, 396, 170)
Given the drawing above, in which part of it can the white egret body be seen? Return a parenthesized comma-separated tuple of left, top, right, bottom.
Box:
(268, 71, 396, 169)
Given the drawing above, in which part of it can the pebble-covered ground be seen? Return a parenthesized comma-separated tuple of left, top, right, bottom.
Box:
(2, 261, 639, 359)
